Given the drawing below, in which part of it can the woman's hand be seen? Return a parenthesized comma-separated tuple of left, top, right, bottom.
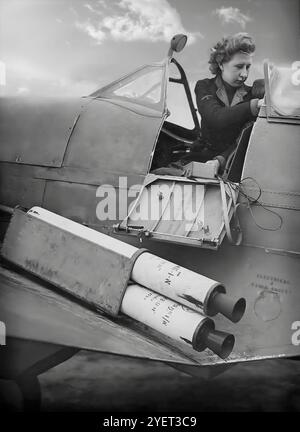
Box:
(252, 79, 265, 99)
(257, 98, 264, 108)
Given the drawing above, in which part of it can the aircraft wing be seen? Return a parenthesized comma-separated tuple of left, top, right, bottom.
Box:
(0, 263, 195, 365)
(1, 260, 299, 371)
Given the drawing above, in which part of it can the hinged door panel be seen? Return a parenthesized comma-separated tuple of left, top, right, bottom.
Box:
(115, 174, 238, 249)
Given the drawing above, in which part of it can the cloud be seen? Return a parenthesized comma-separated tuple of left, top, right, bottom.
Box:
(75, 21, 106, 44)
(84, 3, 103, 15)
(214, 7, 252, 29)
(76, 0, 202, 45)
(97, 0, 108, 7)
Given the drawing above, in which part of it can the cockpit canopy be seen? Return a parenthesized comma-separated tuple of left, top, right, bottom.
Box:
(90, 64, 167, 113)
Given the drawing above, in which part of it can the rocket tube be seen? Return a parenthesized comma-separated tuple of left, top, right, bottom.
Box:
(131, 253, 246, 323)
(27, 207, 245, 322)
(121, 284, 235, 359)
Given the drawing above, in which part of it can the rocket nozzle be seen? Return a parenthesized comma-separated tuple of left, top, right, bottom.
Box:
(210, 291, 246, 323)
(204, 328, 235, 359)
(193, 319, 234, 359)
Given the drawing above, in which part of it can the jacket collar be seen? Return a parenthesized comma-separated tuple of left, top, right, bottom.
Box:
(215, 74, 249, 107)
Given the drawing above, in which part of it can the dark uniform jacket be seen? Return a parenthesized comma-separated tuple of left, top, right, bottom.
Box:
(194, 74, 258, 157)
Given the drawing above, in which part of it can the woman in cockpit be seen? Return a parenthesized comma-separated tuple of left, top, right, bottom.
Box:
(193, 32, 265, 171)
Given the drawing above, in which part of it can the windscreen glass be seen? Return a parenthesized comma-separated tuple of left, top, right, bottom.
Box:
(269, 63, 300, 117)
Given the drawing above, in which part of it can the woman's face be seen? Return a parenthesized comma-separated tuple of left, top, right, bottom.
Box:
(220, 52, 253, 87)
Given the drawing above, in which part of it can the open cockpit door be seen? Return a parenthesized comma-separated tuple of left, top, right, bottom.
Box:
(115, 174, 240, 249)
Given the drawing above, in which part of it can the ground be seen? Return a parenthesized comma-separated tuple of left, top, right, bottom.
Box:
(36, 351, 300, 412)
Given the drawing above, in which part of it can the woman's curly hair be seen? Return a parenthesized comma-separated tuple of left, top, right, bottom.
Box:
(208, 33, 256, 75)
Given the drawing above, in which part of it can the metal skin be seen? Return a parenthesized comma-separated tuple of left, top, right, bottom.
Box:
(0, 96, 89, 167)
(0, 36, 299, 407)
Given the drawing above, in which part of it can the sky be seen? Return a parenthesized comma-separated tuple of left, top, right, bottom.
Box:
(0, 0, 299, 97)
